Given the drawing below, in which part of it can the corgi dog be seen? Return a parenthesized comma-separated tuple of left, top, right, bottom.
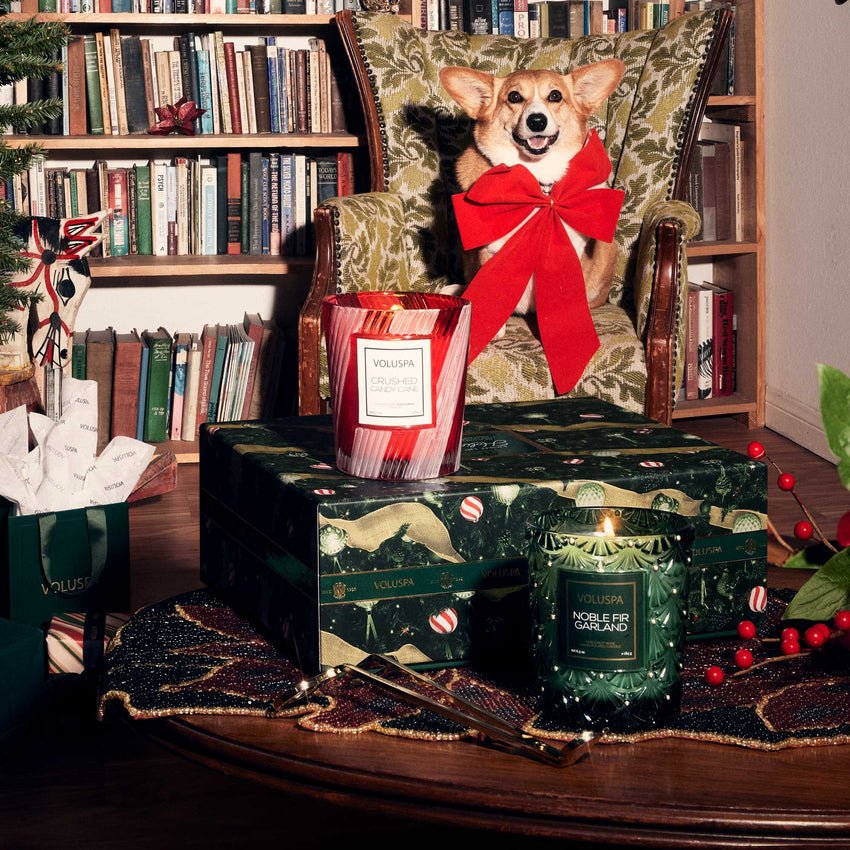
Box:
(439, 60, 625, 318)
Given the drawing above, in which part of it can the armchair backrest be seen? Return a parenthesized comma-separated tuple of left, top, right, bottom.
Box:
(336, 8, 731, 311)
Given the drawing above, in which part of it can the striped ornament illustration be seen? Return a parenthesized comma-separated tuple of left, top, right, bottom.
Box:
(459, 495, 484, 522)
(429, 607, 459, 634)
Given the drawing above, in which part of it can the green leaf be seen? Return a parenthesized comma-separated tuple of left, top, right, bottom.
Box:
(783, 547, 850, 622)
(818, 363, 850, 490)
(782, 542, 836, 570)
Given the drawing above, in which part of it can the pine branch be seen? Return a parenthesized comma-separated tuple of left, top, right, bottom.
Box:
(0, 143, 44, 181)
(0, 56, 63, 86)
(0, 19, 68, 61)
(0, 99, 63, 134)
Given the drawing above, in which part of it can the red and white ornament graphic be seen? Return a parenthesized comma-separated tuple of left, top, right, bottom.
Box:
(310, 462, 333, 470)
(429, 607, 458, 634)
(313, 488, 336, 496)
(639, 461, 665, 468)
(748, 585, 768, 613)
(460, 496, 484, 522)
(579, 413, 604, 419)
(563, 458, 584, 465)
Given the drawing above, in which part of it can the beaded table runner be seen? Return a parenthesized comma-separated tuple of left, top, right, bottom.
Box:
(98, 588, 850, 751)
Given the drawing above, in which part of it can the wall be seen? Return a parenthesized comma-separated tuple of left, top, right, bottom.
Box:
(763, 0, 850, 460)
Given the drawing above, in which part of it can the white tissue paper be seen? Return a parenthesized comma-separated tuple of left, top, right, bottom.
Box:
(0, 377, 156, 517)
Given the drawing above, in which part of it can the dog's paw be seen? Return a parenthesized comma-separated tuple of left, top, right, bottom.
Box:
(439, 283, 466, 297)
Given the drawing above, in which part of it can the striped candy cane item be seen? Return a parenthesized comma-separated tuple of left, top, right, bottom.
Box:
(322, 292, 471, 480)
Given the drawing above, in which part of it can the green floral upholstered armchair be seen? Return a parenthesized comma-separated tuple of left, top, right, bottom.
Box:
(298, 7, 732, 423)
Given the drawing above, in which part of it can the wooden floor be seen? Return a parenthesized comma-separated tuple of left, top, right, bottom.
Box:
(0, 416, 846, 849)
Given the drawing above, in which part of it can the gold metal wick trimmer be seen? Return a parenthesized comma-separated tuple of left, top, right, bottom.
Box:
(270, 653, 595, 767)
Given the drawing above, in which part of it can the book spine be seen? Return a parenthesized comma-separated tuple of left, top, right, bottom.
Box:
(685, 285, 698, 401)
(214, 32, 232, 134)
(181, 336, 201, 442)
(143, 331, 173, 443)
(83, 35, 105, 135)
(223, 42, 243, 134)
(121, 35, 150, 134)
(98, 33, 118, 136)
(152, 161, 168, 256)
(197, 47, 214, 135)
(108, 169, 129, 256)
(141, 41, 156, 127)
(716, 288, 734, 397)
(127, 166, 138, 254)
(135, 164, 152, 255)
(269, 152, 280, 256)
(201, 166, 217, 256)
(293, 50, 308, 134)
(170, 342, 188, 441)
(248, 151, 262, 255)
(226, 151, 241, 255)
(112, 337, 142, 439)
(249, 44, 271, 134)
(110, 30, 129, 136)
(195, 326, 216, 435)
(185, 33, 202, 134)
(696, 286, 713, 400)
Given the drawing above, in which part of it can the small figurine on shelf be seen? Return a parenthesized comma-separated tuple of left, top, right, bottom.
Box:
(147, 97, 206, 137)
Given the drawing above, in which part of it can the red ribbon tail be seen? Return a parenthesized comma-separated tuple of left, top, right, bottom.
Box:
(461, 229, 538, 363)
(536, 227, 600, 394)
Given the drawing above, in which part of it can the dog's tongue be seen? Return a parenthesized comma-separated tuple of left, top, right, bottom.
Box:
(528, 136, 549, 150)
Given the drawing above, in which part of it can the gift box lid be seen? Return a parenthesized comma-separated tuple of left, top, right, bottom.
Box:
(200, 398, 767, 575)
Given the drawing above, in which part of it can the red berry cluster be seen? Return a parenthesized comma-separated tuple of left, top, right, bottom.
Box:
(746, 441, 840, 551)
(703, 611, 850, 686)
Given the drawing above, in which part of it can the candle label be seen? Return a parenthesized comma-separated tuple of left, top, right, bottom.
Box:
(355, 336, 433, 428)
(557, 569, 647, 672)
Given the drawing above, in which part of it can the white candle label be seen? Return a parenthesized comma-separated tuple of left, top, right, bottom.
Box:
(355, 336, 433, 427)
(557, 569, 647, 672)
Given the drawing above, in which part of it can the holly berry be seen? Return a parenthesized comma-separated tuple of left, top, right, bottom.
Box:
(838, 512, 850, 548)
(778, 473, 796, 491)
(734, 649, 754, 669)
(812, 623, 832, 641)
(780, 626, 799, 643)
(803, 625, 828, 648)
(834, 610, 850, 632)
(736, 620, 757, 639)
(781, 638, 801, 656)
(794, 520, 814, 541)
(746, 441, 766, 460)
(704, 665, 725, 686)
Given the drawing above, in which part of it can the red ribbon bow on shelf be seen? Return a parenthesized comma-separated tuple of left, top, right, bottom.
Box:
(451, 129, 624, 394)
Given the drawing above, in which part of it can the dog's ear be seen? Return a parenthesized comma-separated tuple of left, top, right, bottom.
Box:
(439, 67, 498, 119)
(568, 59, 625, 116)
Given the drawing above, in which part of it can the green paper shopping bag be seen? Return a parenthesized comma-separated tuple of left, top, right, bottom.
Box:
(0, 500, 130, 628)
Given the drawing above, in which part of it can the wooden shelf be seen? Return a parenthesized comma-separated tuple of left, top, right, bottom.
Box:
(8, 12, 335, 29)
(152, 438, 200, 464)
(88, 254, 313, 278)
(707, 95, 756, 108)
(687, 241, 758, 258)
(672, 393, 758, 420)
(8, 134, 360, 152)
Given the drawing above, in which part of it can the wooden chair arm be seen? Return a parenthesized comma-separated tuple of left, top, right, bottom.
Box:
(644, 218, 684, 426)
(298, 205, 337, 416)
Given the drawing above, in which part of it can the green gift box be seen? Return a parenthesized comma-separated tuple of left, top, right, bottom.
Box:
(199, 399, 767, 674)
(0, 501, 130, 629)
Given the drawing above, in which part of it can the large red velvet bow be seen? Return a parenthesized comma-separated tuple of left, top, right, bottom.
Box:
(451, 129, 624, 394)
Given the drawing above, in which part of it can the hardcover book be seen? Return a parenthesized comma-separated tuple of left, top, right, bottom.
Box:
(142, 327, 174, 443)
(112, 330, 143, 439)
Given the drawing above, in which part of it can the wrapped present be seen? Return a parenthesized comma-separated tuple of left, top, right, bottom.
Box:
(0, 617, 45, 751)
(200, 398, 767, 673)
(45, 612, 129, 675)
(0, 501, 131, 629)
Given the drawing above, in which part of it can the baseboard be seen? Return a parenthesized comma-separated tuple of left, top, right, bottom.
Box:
(765, 386, 835, 463)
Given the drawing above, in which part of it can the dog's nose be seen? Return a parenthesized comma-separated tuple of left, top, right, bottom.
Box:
(526, 113, 548, 133)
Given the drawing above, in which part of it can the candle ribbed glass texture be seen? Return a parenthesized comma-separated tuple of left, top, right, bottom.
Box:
(528, 507, 694, 733)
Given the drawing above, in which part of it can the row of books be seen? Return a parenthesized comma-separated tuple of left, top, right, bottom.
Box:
(426, 1, 734, 96)
(682, 281, 735, 402)
(33, 0, 361, 13)
(43, 32, 346, 137)
(1, 152, 354, 258)
(67, 315, 288, 451)
(685, 121, 744, 243)
(426, 0, 687, 38)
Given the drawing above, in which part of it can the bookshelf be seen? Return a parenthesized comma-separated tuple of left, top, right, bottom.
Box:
(676, 0, 765, 427)
(5, 11, 362, 462)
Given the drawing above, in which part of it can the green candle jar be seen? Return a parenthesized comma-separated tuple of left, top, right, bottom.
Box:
(528, 507, 694, 733)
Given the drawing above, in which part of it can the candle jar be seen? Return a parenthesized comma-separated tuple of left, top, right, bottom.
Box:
(528, 507, 694, 733)
(321, 291, 471, 481)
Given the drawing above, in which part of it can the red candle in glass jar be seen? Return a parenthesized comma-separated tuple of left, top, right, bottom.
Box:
(321, 291, 471, 481)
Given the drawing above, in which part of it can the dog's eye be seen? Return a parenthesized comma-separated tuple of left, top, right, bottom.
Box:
(507, 91, 524, 104)
(547, 90, 563, 102)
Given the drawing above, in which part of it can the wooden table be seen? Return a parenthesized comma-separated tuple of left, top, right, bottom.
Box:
(146, 668, 850, 848)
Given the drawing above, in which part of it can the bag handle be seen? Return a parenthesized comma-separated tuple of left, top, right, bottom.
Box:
(37, 507, 109, 599)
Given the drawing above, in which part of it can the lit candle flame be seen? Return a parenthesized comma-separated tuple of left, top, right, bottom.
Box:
(602, 516, 615, 537)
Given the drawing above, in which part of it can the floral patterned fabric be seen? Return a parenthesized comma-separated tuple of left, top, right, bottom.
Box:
(319, 9, 723, 411)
